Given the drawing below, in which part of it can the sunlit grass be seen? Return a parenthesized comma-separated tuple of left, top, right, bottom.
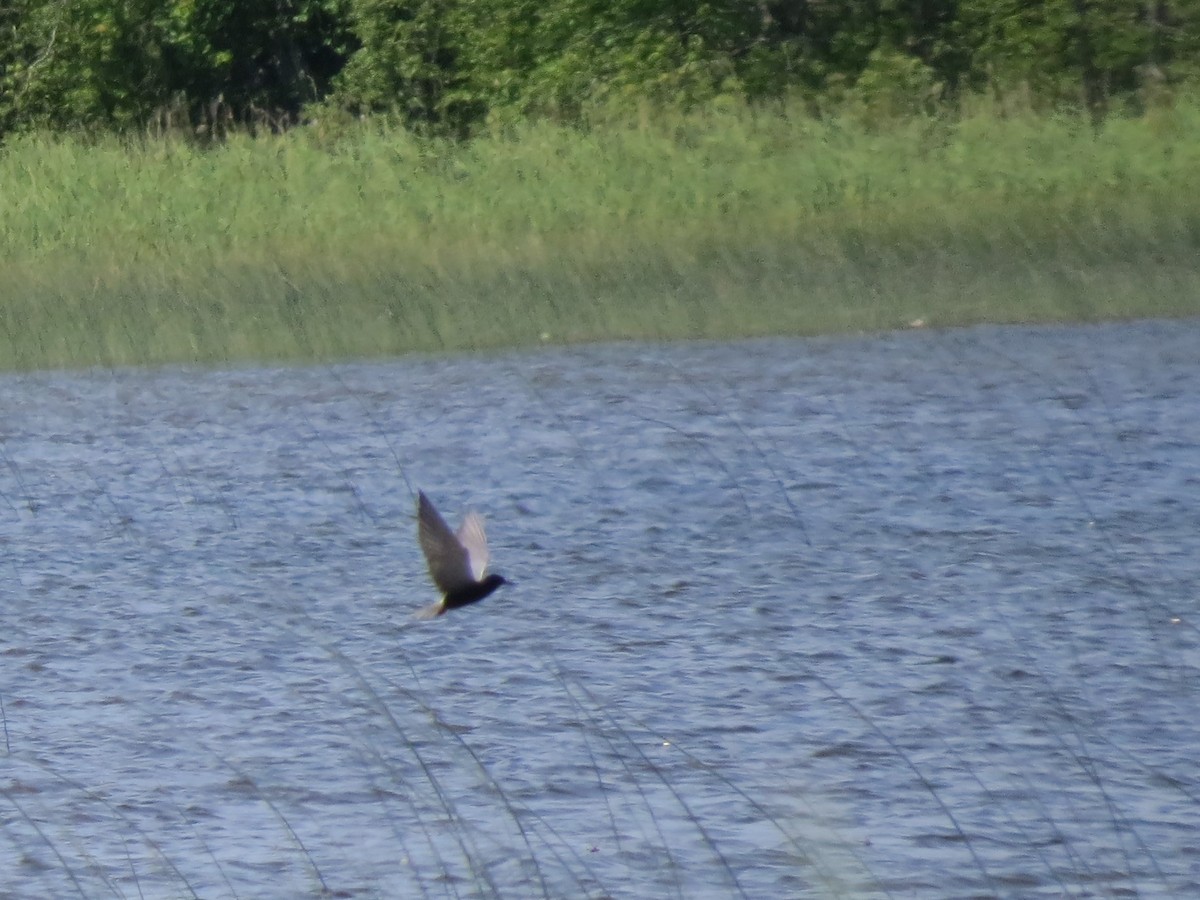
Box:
(1, 99, 1198, 370)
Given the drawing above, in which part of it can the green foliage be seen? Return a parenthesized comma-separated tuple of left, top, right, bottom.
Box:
(0, 0, 171, 132)
(497, 0, 763, 116)
(960, 0, 1180, 115)
(0, 0, 355, 137)
(331, 0, 483, 136)
(159, 0, 356, 131)
(4, 0, 1197, 138)
(331, 0, 771, 135)
(1, 99, 1197, 369)
(1153, 0, 1200, 92)
(849, 47, 944, 125)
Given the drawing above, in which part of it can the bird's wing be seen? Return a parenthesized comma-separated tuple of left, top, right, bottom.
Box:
(417, 492, 475, 595)
(457, 512, 490, 581)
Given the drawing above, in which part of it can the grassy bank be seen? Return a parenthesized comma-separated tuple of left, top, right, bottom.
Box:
(2, 100, 1199, 370)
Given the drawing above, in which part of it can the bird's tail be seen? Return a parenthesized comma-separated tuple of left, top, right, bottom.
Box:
(412, 600, 446, 621)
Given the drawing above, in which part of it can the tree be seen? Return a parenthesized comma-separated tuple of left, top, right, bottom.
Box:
(1, 0, 356, 137)
(164, 0, 356, 131)
(1, 0, 174, 132)
(333, 0, 777, 133)
(960, 0, 1163, 116)
(332, 0, 481, 135)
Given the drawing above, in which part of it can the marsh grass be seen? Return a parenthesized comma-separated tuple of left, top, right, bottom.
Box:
(1, 101, 1198, 370)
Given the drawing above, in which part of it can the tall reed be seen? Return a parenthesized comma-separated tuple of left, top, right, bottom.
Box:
(1, 100, 1197, 370)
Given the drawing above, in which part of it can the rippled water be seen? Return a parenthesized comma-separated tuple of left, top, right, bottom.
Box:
(1, 320, 1198, 898)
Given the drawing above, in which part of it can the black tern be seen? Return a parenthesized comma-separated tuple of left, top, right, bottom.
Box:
(415, 490, 508, 618)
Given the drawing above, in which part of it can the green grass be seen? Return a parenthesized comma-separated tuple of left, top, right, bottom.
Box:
(1, 99, 1198, 370)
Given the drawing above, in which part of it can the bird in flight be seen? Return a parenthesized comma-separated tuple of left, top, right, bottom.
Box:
(415, 490, 508, 618)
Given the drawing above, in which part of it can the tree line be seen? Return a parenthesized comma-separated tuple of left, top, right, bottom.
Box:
(1, 0, 1196, 140)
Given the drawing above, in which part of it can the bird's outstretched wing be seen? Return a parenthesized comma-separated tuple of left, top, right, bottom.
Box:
(418, 492, 474, 595)
(457, 512, 489, 581)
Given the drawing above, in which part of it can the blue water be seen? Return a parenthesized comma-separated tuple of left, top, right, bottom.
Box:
(1, 319, 1198, 898)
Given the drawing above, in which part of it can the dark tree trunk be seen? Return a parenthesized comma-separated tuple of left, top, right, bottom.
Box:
(1071, 0, 1106, 124)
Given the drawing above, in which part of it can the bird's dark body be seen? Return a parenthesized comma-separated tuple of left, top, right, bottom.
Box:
(416, 490, 508, 618)
(439, 573, 508, 613)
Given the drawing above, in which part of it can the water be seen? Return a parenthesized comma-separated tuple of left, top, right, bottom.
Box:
(1, 320, 1197, 898)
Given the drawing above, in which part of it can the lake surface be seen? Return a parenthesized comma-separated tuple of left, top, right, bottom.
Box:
(1, 320, 1197, 898)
